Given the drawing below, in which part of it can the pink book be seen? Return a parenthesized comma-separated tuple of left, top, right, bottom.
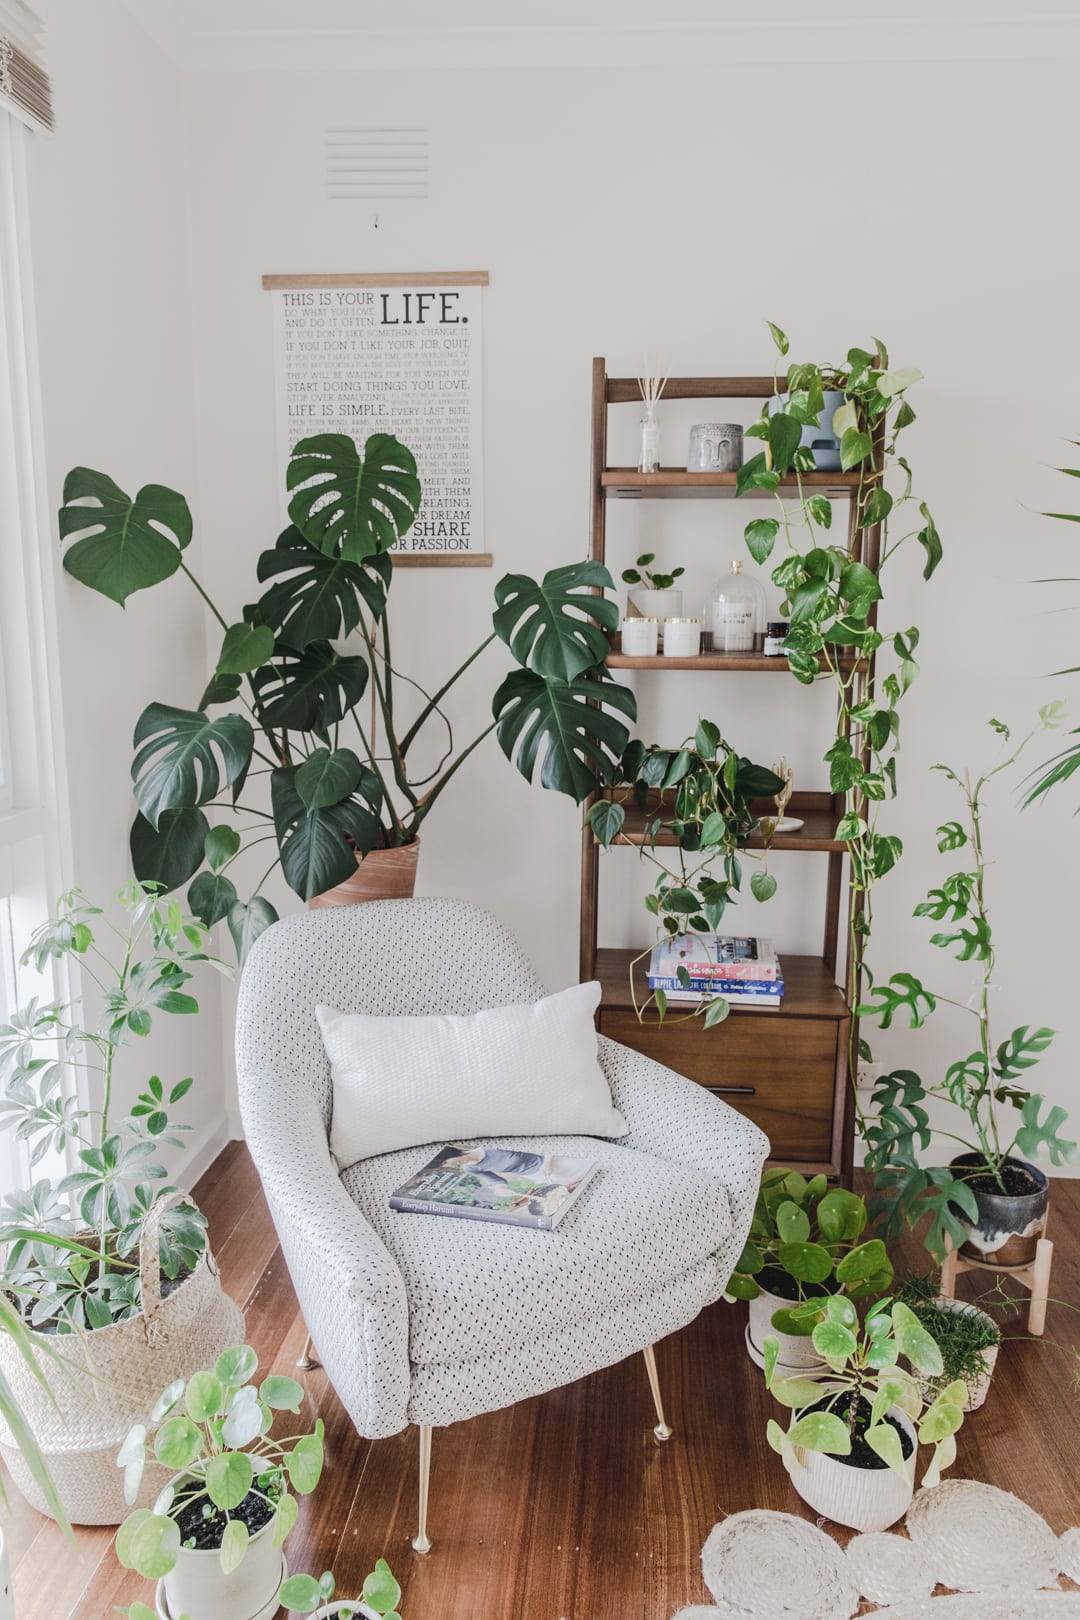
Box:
(649, 933, 780, 982)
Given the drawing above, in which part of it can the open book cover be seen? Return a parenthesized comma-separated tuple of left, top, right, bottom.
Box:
(389, 1144, 599, 1230)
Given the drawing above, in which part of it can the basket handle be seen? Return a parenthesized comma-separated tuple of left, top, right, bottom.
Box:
(139, 1188, 187, 1324)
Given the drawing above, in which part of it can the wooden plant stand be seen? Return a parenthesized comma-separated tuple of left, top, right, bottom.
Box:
(940, 1232, 1054, 1337)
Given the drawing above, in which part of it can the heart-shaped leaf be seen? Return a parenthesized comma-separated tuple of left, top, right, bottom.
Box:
(252, 642, 367, 733)
(256, 526, 391, 645)
(132, 704, 253, 828)
(227, 896, 279, 964)
(287, 433, 421, 561)
(271, 767, 381, 901)
(295, 747, 363, 811)
(586, 800, 625, 847)
(493, 562, 618, 684)
(217, 622, 276, 675)
(493, 667, 635, 803)
(788, 1411, 851, 1456)
(188, 870, 238, 928)
(205, 825, 241, 872)
(130, 807, 209, 893)
(60, 468, 191, 606)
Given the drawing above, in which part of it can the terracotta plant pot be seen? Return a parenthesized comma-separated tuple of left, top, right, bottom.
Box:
(308, 839, 420, 909)
(950, 1153, 1049, 1266)
(783, 1406, 917, 1532)
(745, 1288, 827, 1376)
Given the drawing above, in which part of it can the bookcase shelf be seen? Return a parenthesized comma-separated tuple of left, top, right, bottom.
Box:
(580, 358, 882, 1180)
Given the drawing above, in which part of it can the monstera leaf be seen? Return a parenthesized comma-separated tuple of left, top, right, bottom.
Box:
(295, 747, 371, 812)
(270, 768, 382, 901)
(130, 807, 209, 893)
(286, 434, 421, 562)
(493, 563, 619, 683)
(252, 642, 368, 733)
(59, 468, 192, 606)
(131, 704, 254, 828)
(492, 668, 636, 802)
(255, 527, 392, 646)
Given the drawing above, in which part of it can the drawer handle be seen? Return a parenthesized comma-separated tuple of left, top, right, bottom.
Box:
(708, 1085, 757, 1097)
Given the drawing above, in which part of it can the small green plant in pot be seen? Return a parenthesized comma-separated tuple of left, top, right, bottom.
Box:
(621, 551, 685, 618)
(895, 1275, 1001, 1413)
(764, 1296, 966, 1532)
(279, 1558, 402, 1618)
(115, 1346, 324, 1620)
(727, 1169, 892, 1374)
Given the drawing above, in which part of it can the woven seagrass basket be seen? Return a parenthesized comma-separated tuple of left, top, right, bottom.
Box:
(0, 1192, 244, 1525)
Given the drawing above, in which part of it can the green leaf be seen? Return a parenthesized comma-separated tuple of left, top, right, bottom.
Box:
(185, 1370, 224, 1422)
(125, 1605, 160, 1620)
(866, 1421, 908, 1476)
(256, 525, 391, 645)
(769, 1375, 838, 1410)
(132, 704, 253, 829)
(856, 973, 936, 1030)
(695, 718, 721, 760)
(130, 807, 209, 894)
(840, 429, 873, 471)
(824, 1294, 858, 1328)
(205, 824, 241, 872)
(287, 432, 421, 562)
(227, 896, 279, 964)
(217, 621, 276, 676)
(835, 1238, 891, 1289)
(878, 367, 922, 397)
(788, 1411, 851, 1456)
(750, 871, 777, 903)
(1014, 1093, 1076, 1166)
(220, 1517, 249, 1575)
(919, 1381, 966, 1444)
(767, 413, 802, 475)
(363, 1559, 403, 1616)
(205, 1451, 254, 1512)
(743, 518, 779, 565)
(271, 766, 381, 901)
(492, 667, 636, 804)
(119, 1510, 180, 1580)
(811, 1319, 857, 1362)
(295, 747, 363, 812)
(252, 641, 368, 733)
(917, 502, 943, 579)
(930, 916, 992, 961)
(187, 870, 238, 929)
(891, 1300, 944, 1377)
(807, 494, 832, 530)
(59, 468, 191, 606)
(936, 820, 967, 852)
(272, 1491, 299, 1549)
(703, 997, 730, 1029)
(153, 1412, 204, 1472)
(994, 1025, 1054, 1079)
(775, 1240, 833, 1284)
(493, 562, 618, 684)
(815, 1188, 865, 1244)
(766, 321, 789, 356)
(287, 1426, 325, 1496)
(279, 1573, 324, 1613)
(724, 1271, 759, 1300)
(765, 1417, 787, 1456)
(260, 1374, 304, 1413)
(776, 1200, 810, 1243)
(215, 1346, 258, 1387)
(586, 799, 625, 847)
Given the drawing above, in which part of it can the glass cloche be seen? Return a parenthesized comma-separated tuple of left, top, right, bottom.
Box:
(707, 559, 766, 653)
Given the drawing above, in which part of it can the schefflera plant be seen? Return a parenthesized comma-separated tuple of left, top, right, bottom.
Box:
(115, 1345, 324, 1582)
(764, 1297, 967, 1488)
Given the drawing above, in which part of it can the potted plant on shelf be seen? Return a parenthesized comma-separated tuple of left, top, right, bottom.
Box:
(59, 434, 637, 955)
(860, 716, 1076, 1264)
(587, 722, 785, 1027)
(894, 1275, 1001, 1412)
(115, 1346, 323, 1620)
(0, 885, 243, 1526)
(764, 1295, 966, 1532)
(279, 1558, 402, 1618)
(726, 1169, 893, 1374)
(621, 552, 685, 620)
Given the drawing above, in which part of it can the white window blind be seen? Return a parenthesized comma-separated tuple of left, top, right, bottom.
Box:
(0, 1, 51, 131)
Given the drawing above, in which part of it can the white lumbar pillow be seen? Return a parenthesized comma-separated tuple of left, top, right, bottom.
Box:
(316, 981, 627, 1168)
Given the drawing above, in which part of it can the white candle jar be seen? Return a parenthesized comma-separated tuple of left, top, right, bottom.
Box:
(621, 616, 660, 657)
(663, 617, 702, 658)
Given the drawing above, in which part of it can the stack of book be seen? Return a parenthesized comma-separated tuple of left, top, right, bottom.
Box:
(647, 934, 784, 1010)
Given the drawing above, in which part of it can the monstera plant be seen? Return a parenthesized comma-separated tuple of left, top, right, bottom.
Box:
(60, 432, 636, 956)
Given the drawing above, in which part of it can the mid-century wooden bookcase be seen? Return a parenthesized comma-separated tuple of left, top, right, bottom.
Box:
(580, 359, 881, 1183)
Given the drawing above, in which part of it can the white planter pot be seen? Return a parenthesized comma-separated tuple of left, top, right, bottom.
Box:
(916, 1297, 1000, 1413)
(157, 1488, 285, 1620)
(0, 1528, 13, 1620)
(746, 1288, 827, 1375)
(626, 587, 683, 620)
(313, 1604, 381, 1619)
(784, 1406, 917, 1532)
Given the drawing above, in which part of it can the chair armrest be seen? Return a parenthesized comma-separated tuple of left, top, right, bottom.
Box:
(598, 1035, 769, 1247)
(238, 1076, 411, 1439)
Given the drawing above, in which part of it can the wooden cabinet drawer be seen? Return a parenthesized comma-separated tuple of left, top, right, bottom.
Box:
(598, 1009, 842, 1168)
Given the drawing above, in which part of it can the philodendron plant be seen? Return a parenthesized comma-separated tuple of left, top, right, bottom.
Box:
(280, 1559, 401, 1617)
(764, 1296, 967, 1489)
(59, 434, 636, 958)
(727, 1169, 893, 1329)
(115, 1346, 323, 1585)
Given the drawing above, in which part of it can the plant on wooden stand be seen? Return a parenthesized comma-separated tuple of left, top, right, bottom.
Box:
(60, 434, 637, 956)
(861, 716, 1076, 1263)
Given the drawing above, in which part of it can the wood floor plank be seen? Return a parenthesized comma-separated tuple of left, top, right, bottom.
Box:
(3, 1148, 1079, 1619)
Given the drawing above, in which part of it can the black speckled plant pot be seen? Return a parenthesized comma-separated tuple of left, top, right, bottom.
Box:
(950, 1153, 1049, 1266)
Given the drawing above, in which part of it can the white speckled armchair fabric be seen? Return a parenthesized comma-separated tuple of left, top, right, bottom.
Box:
(235, 899, 769, 1438)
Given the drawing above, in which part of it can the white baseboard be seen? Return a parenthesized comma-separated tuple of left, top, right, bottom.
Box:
(179, 1115, 236, 1190)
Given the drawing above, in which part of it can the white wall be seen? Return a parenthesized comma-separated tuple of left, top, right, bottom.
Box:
(25, 0, 230, 1177)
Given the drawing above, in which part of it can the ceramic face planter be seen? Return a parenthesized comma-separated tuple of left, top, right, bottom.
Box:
(687, 422, 743, 473)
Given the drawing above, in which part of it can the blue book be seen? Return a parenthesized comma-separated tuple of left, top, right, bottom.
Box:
(647, 974, 784, 996)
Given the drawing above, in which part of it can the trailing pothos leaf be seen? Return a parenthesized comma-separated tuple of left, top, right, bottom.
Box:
(59, 431, 637, 950)
(862, 718, 1075, 1260)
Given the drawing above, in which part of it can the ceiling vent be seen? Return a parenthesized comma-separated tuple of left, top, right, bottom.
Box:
(324, 126, 429, 201)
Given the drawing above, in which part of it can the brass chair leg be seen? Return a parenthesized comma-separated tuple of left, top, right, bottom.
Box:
(296, 1332, 320, 1371)
(642, 1343, 673, 1442)
(412, 1424, 433, 1553)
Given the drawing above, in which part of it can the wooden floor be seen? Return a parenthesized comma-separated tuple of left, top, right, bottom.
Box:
(6, 1144, 1080, 1619)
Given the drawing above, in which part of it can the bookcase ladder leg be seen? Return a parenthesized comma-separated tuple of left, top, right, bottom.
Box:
(296, 1332, 319, 1371)
(1028, 1237, 1053, 1336)
(642, 1344, 673, 1442)
(412, 1424, 433, 1554)
(939, 1241, 959, 1301)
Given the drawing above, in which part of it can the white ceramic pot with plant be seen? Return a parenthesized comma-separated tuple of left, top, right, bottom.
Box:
(114, 1347, 325, 1620)
(895, 1287, 1001, 1414)
(763, 1296, 968, 1534)
(280, 1558, 402, 1620)
(621, 552, 684, 622)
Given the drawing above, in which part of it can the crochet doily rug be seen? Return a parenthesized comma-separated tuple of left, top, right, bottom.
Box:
(672, 1483, 1080, 1620)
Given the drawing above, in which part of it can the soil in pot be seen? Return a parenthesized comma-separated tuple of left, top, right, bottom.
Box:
(803, 1392, 914, 1472)
(173, 1485, 275, 1551)
(756, 1267, 833, 1305)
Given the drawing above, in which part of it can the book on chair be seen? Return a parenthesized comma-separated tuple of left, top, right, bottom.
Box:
(389, 1144, 598, 1230)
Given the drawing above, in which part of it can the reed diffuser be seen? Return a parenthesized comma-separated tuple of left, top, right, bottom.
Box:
(638, 368, 667, 473)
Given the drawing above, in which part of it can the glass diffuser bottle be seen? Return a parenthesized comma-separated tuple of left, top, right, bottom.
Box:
(708, 559, 766, 654)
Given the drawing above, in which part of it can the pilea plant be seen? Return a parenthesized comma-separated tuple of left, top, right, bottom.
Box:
(861, 716, 1076, 1259)
(621, 551, 685, 593)
(0, 885, 216, 1332)
(764, 1296, 967, 1488)
(60, 435, 636, 958)
(587, 722, 784, 1024)
(280, 1558, 402, 1617)
(735, 323, 941, 1079)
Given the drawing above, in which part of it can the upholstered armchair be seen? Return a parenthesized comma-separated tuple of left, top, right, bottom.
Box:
(236, 899, 768, 1551)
